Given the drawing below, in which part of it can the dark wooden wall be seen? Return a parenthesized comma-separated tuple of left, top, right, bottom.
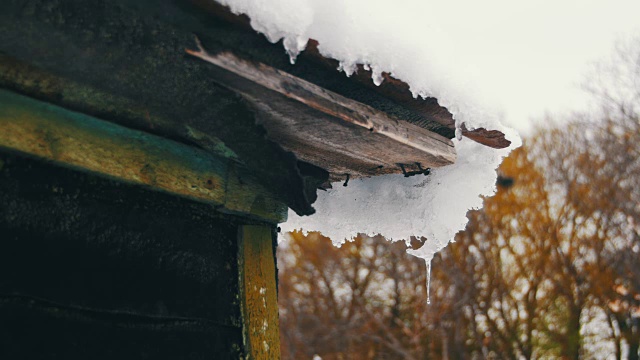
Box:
(0, 151, 267, 359)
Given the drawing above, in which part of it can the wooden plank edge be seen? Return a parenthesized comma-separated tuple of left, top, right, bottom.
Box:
(0, 89, 287, 224)
(186, 39, 457, 166)
(238, 225, 281, 360)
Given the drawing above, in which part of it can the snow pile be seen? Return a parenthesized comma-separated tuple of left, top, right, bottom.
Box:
(216, 0, 504, 131)
(284, 137, 515, 259)
(216, 0, 640, 133)
(214, 0, 525, 262)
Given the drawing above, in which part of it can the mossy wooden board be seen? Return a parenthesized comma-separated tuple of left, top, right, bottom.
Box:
(0, 89, 287, 224)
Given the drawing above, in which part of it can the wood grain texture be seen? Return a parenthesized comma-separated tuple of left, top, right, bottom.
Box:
(184, 0, 511, 149)
(0, 90, 287, 224)
(187, 42, 456, 180)
(238, 225, 281, 360)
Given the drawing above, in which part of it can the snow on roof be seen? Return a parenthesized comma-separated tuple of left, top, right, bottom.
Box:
(215, 0, 521, 269)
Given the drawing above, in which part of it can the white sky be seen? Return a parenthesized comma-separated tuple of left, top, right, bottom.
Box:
(426, 1, 640, 135)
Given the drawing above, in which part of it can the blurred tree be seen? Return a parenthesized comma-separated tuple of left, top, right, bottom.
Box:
(581, 35, 640, 360)
(438, 145, 560, 359)
(278, 232, 446, 359)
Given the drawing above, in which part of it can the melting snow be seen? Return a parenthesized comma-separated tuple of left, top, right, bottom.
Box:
(283, 137, 515, 260)
(214, 0, 525, 270)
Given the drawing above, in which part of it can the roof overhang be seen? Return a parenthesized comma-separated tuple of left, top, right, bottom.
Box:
(0, 0, 508, 215)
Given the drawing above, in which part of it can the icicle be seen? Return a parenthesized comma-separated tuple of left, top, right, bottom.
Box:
(283, 36, 308, 65)
(454, 119, 463, 141)
(426, 258, 432, 305)
(371, 66, 384, 86)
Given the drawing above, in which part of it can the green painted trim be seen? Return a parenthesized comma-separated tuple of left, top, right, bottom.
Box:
(0, 89, 287, 224)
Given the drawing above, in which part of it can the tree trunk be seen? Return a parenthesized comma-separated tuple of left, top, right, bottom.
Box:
(561, 307, 582, 360)
(628, 339, 639, 360)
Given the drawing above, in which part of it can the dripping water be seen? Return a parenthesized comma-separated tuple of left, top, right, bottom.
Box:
(426, 259, 432, 305)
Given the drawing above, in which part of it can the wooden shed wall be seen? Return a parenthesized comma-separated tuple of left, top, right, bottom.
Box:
(0, 152, 262, 359)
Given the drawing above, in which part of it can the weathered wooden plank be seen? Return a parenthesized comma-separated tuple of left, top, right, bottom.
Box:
(238, 225, 281, 360)
(188, 40, 454, 157)
(301, 41, 513, 149)
(187, 40, 457, 180)
(182, 0, 511, 149)
(0, 89, 287, 224)
(251, 101, 441, 182)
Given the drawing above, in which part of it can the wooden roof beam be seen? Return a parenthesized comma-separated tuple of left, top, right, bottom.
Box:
(187, 38, 456, 181)
(0, 89, 287, 224)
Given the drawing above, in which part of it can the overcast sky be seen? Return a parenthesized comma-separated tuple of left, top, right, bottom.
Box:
(430, 1, 640, 135)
